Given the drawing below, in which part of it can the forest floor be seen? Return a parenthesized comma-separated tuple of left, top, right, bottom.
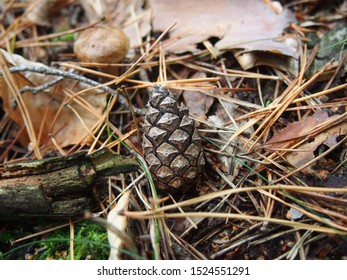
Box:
(0, 0, 346, 260)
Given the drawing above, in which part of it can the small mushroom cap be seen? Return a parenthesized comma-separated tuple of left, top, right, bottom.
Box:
(74, 24, 130, 63)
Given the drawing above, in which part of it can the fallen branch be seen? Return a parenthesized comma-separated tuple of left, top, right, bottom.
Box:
(0, 148, 139, 218)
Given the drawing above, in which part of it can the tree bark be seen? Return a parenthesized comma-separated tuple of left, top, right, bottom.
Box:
(0, 148, 139, 218)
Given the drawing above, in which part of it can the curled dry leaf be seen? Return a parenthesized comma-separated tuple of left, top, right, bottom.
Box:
(151, 0, 298, 74)
(265, 110, 331, 148)
(265, 110, 347, 174)
(107, 191, 130, 260)
(0, 49, 107, 149)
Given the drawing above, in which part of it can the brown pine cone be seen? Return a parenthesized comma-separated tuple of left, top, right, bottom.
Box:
(142, 85, 205, 194)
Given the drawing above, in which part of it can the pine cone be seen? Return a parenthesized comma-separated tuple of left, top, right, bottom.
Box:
(142, 85, 205, 194)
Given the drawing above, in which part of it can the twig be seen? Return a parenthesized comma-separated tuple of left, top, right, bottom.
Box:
(0, 65, 147, 115)
(19, 76, 64, 94)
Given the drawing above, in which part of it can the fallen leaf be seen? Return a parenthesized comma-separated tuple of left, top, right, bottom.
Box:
(0, 49, 107, 149)
(285, 127, 343, 175)
(182, 73, 214, 119)
(265, 110, 330, 149)
(151, 0, 298, 74)
(265, 110, 347, 174)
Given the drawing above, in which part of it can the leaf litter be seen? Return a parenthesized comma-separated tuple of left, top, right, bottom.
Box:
(151, 0, 299, 74)
(0, 49, 107, 150)
(0, 0, 346, 260)
(265, 109, 347, 175)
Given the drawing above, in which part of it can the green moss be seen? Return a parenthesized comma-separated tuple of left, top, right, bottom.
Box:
(0, 221, 110, 260)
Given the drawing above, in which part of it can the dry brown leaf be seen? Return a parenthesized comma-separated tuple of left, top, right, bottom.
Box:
(265, 110, 330, 149)
(264, 110, 329, 150)
(151, 0, 298, 74)
(265, 110, 347, 173)
(285, 124, 345, 174)
(107, 191, 130, 260)
(182, 73, 214, 119)
(0, 49, 107, 149)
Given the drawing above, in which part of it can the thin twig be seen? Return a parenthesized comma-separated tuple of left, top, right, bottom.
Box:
(20, 76, 64, 94)
(0, 65, 147, 115)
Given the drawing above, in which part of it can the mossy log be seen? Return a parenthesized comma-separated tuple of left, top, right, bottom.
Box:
(0, 148, 139, 218)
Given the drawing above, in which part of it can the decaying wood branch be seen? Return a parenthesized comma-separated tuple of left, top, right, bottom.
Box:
(0, 148, 139, 218)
